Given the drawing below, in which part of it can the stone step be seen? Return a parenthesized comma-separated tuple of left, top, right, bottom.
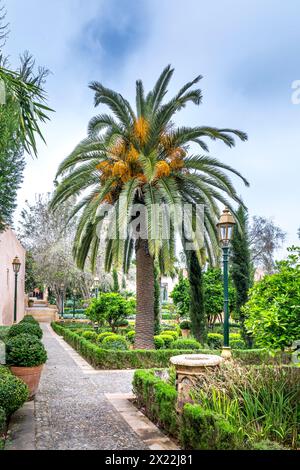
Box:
(25, 308, 59, 323)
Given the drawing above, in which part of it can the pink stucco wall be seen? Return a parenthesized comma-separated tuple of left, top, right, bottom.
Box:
(0, 228, 26, 325)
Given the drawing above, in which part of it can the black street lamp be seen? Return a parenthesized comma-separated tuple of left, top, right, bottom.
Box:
(12, 256, 21, 323)
(217, 207, 236, 358)
(60, 283, 65, 319)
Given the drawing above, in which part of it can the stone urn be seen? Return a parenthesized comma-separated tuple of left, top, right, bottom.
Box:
(181, 329, 190, 338)
(170, 354, 224, 411)
(10, 365, 44, 400)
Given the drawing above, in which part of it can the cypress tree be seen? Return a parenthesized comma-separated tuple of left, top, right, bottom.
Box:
(185, 250, 207, 344)
(231, 205, 253, 346)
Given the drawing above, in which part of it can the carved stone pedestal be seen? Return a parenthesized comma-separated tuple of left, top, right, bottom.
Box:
(170, 354, 224, 411)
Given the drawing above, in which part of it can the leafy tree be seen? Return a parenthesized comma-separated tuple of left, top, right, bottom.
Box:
(51, 65, 248, 349)
(249, 216, 286, 274)
(203, 268, 235, 327)
(231, 205, 253, 346)
(186, 250, 206, 343)
(244, 247, 300, 351)
(18, 194, 93, 309)
(86, 292, 133, 332)
(170, 271, 190, 318)
(24, 251, 39, 294)
(0, 4, 51, 230)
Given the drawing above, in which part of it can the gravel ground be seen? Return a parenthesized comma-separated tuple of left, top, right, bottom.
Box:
(35, 324, 147, 450)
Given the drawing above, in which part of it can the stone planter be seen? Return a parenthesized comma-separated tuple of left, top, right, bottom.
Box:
(170, 354, 223, 411)
(28, 300, 34, 308)
(181, 329, 190, 338)
(10, 365, 44, 400)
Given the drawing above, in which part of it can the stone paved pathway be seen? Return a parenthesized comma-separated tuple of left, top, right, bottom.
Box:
(35, 324, 147, 450)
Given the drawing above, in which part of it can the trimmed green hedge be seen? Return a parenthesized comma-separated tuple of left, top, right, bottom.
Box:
(181, 403, 239, 450)
(133, 370, 240, 449)
(51, 323, 212, 369)
(51, 322, 291, 369)
(133, 370, 178, 435)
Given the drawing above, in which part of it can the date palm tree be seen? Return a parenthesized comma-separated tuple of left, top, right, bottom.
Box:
(51, 65, 249, 348)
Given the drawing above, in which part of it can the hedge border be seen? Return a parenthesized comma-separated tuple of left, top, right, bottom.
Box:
(51, 322, 290, 369)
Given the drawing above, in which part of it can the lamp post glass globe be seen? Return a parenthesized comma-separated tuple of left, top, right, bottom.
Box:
(217, 207, 236, 246)
(12, 256, 21, 274)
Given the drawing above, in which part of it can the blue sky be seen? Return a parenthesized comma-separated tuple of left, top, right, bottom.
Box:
(4, 0, 300, 254)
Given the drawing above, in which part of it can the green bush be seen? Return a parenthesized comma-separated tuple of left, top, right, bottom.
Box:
(82, 331, 98, 342)
(102, 334, 128, 351)
(0, 326, 9, 342)
(0, 406, 5, 437)
(115, 319, 129, 328)
(179, 321, 191, 330)
(133, 370, 178, 435)
(7, 322, 43, 340)
(0, 371, 28, 416)
(97, 332, 115, 343)
(154, 335, 165, 350)
(171, 339, 201, 350)
(6, 334, 47, 367)
(243, 247, 300, 351)
(230, 338, 246, 349)
(250, 440, 287, 450)
(207, 333, 223, 349)
(20, 315, 39, 325)
(181, 403, 239, 450)
(51, 323, 290, 369)
(159, 334, 174, 349)
(126, 331, 135, 345)
(162, 330, 179, 340)
(86, 293, 133, 332)
(51, 323, 212, 369)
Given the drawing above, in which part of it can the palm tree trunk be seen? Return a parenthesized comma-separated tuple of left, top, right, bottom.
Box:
(135, 239, 155, 349)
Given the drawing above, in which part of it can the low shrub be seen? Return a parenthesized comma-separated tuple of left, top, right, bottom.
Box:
(20, 316, 39, 325)
(0, 326, 9, 342)
(126, 331, 135, 344)
(171, 339, 202, 350)
(181, 403, 240, 450)
(230, 338, 246, 349)
(159, 334, 174, 349)
(6, 334, 47, 367)
(51, 323, 291, 369)
(115, 319, 129, 328)
(51, 323, 211, 369)
(250, 440, 287, 450)
(162, 330, 179, 340)
(82, 331, 98, 343)
(207, 333, 223, 349)
(102, 334, 128, 351)
(97, 332, 115, 343)
(154, 335, 165, 350)
(7, 322, 43, 340)
(0, 371, 28, 416)
(0, 406, 5, 439)
(133, 370, 178, 435)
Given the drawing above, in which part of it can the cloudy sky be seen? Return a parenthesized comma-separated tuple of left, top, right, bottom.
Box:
(5, 0, 300, 254)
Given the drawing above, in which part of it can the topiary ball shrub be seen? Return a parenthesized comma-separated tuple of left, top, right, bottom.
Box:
(207, 333, 223, 349)
(6, 334, 47, 367)
(102, 334, 129, 351)
(20, 316, 39, 325)
(82, 331, 98, 343)
(0, 372, 29, 416)
(154, 335, 165, 350)
(158, 334, 174, 349)
(97, 332, 115, 343)
(126, 331, 136, 345)
(179, 321, 191, 331)
(162, 330, 179, 340)
(8, 322, 43, 340)
(171, 339, 202, 350)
